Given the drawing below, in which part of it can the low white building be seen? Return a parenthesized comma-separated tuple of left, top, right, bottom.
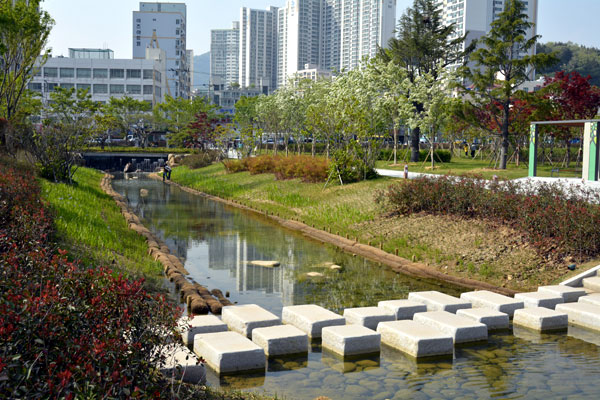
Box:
(29, 48, 167, 106)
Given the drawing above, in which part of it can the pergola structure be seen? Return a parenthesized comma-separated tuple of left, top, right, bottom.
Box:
(529, 119, 600, 180)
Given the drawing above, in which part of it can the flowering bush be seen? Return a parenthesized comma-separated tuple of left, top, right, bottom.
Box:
(223, 155, 329, 183)
(379, 175, 600, 260)
(0, 159, 180, 398)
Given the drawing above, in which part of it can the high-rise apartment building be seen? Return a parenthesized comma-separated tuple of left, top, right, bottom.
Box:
(320, 0, 342, 73)
(438, 0, 538, 75)
(340, 0, 397, 71)
(239, 7, 279, 94)
(211, 22, 240, 88)
(133, 2, 190, 99)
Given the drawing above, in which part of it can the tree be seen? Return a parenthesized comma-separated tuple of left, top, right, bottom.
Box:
(381, 0, 469, 162)
(182, 111, 214, 149)
(458, 0, 556, 169)
(234, 95, 259, 157)
(305, 78, 340, 158)
(539, 70, 600, 165)
(0, 0, 53, 147)
(255, 94, 282, 154)
(102, 96, 152, 147)
(29, 88, 98, 183)
(153, 96, 216, 147)
(537, 42, 600, 86)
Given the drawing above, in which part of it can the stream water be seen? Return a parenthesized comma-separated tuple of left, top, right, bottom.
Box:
(113, 174, 600, 400)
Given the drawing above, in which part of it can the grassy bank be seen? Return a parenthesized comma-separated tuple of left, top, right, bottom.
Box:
(170, 163, 588, 291)
(376, 156, 582, 180)
(41, 167, 165, 289)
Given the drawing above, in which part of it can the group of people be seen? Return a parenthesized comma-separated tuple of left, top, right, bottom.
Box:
(463, 142, 478, 158)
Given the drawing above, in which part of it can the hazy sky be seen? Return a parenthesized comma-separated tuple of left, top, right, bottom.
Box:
(43, 0, 600, 58)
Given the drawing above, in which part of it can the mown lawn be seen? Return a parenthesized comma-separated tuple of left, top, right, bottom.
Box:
(41, 167, 164, 289)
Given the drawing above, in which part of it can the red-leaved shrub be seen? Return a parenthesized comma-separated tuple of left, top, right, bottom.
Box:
(223, 155, 328, 183)
(379, 176, 600, 260)
(0, 159, 180, 399)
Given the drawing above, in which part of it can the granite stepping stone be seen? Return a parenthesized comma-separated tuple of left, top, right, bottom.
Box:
(460, 290, 523, 317)
(178, 315, 228, 346)
(408, 291, 471, 313)
(193, 331, 265, 374)
(513, 307, 568, 332)
(578, 293, 600, 307)
(583, 276, 600, 292)
(556, 302, 600, 331)
(538, 285, 586, 303)
(413, 311, 488, 344)
(343, 306, 395, 330)
(456, 308, 509, 331)
(514, 292, 564, 310)
(221, 304, 280, 338)
(377, 299, 427, 320)
(282, 304, 345, 338)
(377, 320, 453, 358)
(252, 325, 308, 356)
(322, 325, 381, 357)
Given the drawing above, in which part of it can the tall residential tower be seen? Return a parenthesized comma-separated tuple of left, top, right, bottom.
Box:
(210, 22, 240, 88)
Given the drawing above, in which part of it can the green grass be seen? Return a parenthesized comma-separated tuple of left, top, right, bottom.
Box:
(376, 155, 582, 180)
(41, 167, 164, 289)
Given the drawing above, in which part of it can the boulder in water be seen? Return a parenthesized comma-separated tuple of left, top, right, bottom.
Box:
(249, 260, 280, 267)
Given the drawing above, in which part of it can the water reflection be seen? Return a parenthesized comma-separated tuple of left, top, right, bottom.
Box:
(113, 174, 600, 400)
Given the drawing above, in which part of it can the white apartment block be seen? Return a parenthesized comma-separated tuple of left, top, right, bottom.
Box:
(29, 48, 167, 105)
(438, 0, 538, 75)
(211, 22, 240, 89)
(133, 2, 190, 99)
(320, 0, 342, 73)
(340, 0, 396, 71)
(239, 7, 279, 93)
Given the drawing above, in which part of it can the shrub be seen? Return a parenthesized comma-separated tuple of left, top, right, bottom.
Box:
(379, 175, 600, 260)
(223, 155, 329, 183)
(180, 150, 221, 169)
(0, 159, 181, 399)
(379, 148, 452, 163)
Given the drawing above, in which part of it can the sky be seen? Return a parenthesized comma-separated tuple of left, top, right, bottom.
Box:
(43, 0, 600, 58)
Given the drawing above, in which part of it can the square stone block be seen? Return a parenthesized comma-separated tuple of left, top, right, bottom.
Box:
(377, 320, 453, 358)
(579, 293, 600, 307)
(322, 325, 381, 357)
(377, 300, 427, 320)
(252, 325, 308, 357)
(556, 302, 600, 331)
(408, 291, 471, 313)
(460, 291, 523, 317)
(513, 307, 568, 332)
(178, 315, 228, 346)
(282, 304, 345, 338)
(413, 311, 488, 344)
(456, 308, 509, 331)
(583, 276, 600, 292)
(343, 306, 395, 330)
(160, 343, 206, 384)
(193, 331, 265, 374)
(514, 292, 564, 310)
(221, 304, 280, 338)
(538, 285, 586, 303)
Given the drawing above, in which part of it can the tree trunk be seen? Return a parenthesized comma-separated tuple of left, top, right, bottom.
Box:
(311, 137, 315, 157)
(499, 104, 510, 170)
(393, 125, 398, 165)
(410, 126, 420, 162)
(566, 139, 571, 167)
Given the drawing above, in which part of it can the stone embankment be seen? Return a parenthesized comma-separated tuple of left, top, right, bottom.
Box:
(100, 174, 232, 315)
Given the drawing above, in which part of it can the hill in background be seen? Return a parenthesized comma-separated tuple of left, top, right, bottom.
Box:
(193, 51, 210, 90)
(537, 42, 600, 86)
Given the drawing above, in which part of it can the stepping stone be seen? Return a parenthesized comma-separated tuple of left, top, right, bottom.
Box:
(514, 292, 564, 310)
(377, 300, 427, 320)
(282, 304, 345, 338)
(193, 331, 265, 374)
(377, 320, 453, 358)
(252, 325, 308, 357)
(249, 260, 280, 267)
(160, 343, 206, 384)
(583, 276, 600, 292)
(513, 307, 568, 332)
(221, 304, 280, 338)
(408, 291, 471, 313)
(343, 306, 395, 330)
(556, 302, 600, 331)
(579, 293, 600, 307)
(178, 315, 228, 346)
(322, 325, 381, 357)
(456, 308, 509, 331)
(413, 311, 488, 344)
(460, 291, 523, 317)
(538, 285, 586, 303)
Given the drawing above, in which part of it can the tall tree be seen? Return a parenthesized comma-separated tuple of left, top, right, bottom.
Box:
(234, 95, 259, 157)
(458, 0, 556, 169)
(153, 95, 216, 146)
(0, 0, 53, 147)
(101, 96, 152, 147)
(381, 0, 469, 162)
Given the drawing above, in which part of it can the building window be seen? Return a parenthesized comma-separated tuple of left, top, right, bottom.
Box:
(126, 84, 141, 94)
(33, 68, 41, 77)
(136, 41, 141, 46)
(47, 82, 59, 91)
(136, 18, 141, 22)
(60, 83, 75, 90)
(93, 84, 108, 94)
(155, 86, 161, 97)
(77, 83, 91, 92)
(143, 69, 153, 79)
(154, 71, 161, 81)
(110, 69, 124, 79)
(76, 68, 91, 78)
(44, 67, 58, 78)
(143, 85, 153, 95)
(126, 69, 141, 79)
(176, 19, 180, 24)
(110, 84, 125, 94)
(28, 82, 42, 92)
(59, 68, 74, 78)
(93, 69, 108, 78)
